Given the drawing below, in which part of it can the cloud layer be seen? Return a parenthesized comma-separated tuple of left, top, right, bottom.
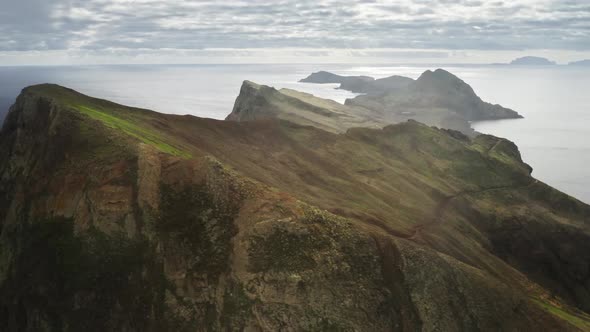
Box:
(1, 0, 589, 53)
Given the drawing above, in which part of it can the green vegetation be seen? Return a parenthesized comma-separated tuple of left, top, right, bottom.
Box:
(533, 299, 590, 330)
(248, 226, 326, 273)
(157, 184, 238, 279)
(220, 282, 255, 330)
(0, 218, 181, 331)
(76, 105, 191, 158)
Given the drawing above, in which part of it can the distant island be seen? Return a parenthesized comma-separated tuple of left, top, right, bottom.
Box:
(509, 56, 556, 65)
(298, 69, 522, 136)
(569, 59, 590, 66)
(300, 71, 413, 94)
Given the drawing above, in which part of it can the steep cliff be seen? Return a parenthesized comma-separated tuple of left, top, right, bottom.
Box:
(0, 98, 9, 125)
(227, 80, 476, 136)
(1, 84, 590, 331)
(346, 69, 522, 122)
(226, 80, 383, 133)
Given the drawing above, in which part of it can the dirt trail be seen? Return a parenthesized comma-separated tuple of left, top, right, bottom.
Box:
(355, 138, 537, 241)
(486, 138, 505, 156)
(407, 179, 538, 240)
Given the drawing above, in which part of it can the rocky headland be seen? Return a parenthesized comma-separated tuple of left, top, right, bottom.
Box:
(0, 83, 589, 331)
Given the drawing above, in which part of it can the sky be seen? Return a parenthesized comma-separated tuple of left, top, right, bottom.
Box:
(1, 0, 589, 65)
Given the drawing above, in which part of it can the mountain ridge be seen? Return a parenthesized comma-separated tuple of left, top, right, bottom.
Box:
(293, 69, 522, 136)
(300, 70, 415, 94)
(1, 84, 589, 331)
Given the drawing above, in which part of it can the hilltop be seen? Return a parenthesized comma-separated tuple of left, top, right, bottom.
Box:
(1, 84, 589, 331)
(347, 69, 522, 122)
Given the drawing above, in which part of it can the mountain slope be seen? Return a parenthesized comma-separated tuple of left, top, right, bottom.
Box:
(346, 69, 522, 122)
(300, 71, 414, 95)
(0, 98, 9, 125)
(298, 70, 376, 91)
(226, 80, 383, 133)
(299, 69, 521, 135)
(227, 79, 476, 135)
(1, 85, 590, 331)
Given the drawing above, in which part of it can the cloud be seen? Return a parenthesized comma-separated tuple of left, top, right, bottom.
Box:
(0, 0, 589, 54)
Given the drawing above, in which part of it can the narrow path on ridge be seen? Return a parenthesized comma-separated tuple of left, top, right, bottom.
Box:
(486, 138, 505, 156)
(407, 178, 539, 240)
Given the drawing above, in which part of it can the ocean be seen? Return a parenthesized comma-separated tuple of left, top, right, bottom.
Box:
(1, 64, 588, 204)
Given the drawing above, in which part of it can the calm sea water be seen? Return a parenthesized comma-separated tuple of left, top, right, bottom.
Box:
(0, 64, 588, 203)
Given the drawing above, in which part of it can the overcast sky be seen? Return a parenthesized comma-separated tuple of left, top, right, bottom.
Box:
(1, 0, 589, 64)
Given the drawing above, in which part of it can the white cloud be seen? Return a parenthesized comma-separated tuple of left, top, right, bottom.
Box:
(0, 47, 588, 66)
(0, 0, 588, 64)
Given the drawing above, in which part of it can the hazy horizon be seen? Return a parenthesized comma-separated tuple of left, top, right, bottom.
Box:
(1, 63, 588, 204)
(2, 1, 589, 65)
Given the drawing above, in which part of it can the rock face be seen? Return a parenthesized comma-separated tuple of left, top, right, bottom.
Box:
(405, 69, 522, 121)
(1, 85, 590, 331)
(227, 80, 383, 133)
(510, 56, 556, 65)
(229, 79, 479, 136)
(0, 98, 9, 125)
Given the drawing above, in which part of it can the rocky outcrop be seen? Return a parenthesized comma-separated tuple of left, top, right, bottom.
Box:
(226, 80, 383, 133)
(228, 79, 479, 136)
(298, 69, 522, 135)
(1, 85, 590, 331)
(346, 69, 522, 123)
(300, 71, 412, 95)
(0, 98, 9, 126)
(410, 69, 522, 121)
(340, 75, 414, 94)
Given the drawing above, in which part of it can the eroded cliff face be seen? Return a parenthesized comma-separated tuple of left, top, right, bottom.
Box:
(0, 89, 396, 331)
(0, 85, 589, 331)
(227, 80, 480, 137)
